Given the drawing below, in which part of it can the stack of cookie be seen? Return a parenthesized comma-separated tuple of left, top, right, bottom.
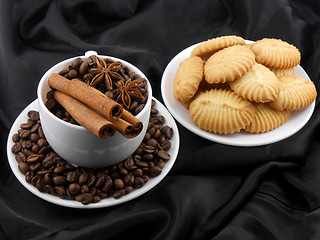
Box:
(173, 36, 317, 134)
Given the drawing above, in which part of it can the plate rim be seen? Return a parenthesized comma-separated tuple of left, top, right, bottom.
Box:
(161, 40, 316, 147)
(7, 97, 180, 209)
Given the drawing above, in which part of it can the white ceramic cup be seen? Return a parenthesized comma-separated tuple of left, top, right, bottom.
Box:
(37, 51, 152, 168)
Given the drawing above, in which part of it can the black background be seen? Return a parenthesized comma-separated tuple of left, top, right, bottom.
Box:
(1, 0, 320, 239)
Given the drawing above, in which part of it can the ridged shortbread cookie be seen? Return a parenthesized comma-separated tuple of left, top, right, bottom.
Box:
(269, 76, 317, 111)
(191, 35, 246, 60)
(269, 67, 295, 78)
(229, 63, 280, 103)
(174, 56, 204, 103)
(204, 45, 255, 84)
(251, 38, 301, 68)
(189, 89, 256, 134)
(245, 103, 290, 133)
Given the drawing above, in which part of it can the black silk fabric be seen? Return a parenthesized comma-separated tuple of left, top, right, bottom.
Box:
(1, 0, 320, 239)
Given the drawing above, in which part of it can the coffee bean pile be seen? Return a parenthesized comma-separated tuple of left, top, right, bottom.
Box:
(45, 55, 148, 125)
(11, 100, 173, 204)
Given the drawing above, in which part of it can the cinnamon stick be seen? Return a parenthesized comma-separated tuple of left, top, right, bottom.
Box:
(121, 109, 143, 131)
(48, 73, 123, 120)
(109, 117, 142, 139)
(54, 91, 116, 138)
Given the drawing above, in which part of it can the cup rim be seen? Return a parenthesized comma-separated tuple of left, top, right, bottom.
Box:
(37, 53, 152, 132)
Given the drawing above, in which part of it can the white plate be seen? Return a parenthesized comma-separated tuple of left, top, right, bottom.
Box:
(161, 41, 315, 147)
(6, 97, 179, 209)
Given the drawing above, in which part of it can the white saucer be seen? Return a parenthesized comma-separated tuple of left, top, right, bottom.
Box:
(161, 41, 315, 147)
(7, 97, 180, 209)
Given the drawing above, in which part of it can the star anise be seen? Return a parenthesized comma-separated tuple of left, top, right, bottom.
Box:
(113, 79, 144, 109)
(89, 57, 124, 90)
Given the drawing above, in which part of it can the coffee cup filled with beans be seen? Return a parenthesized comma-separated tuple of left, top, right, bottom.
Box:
(10, 51, 175, 205)
(37, 51, 154, 168)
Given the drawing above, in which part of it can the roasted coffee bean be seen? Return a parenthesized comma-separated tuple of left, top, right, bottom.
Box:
(30, 133, 39, 142)
(55, 186, 66, 197)
(28, 111, 40, 121)
(119, 168, 128, 176)
(27, 154, 41, 164)
(148, 127, 156, 136)
(37, 169, 51, 177)
(54, 165, 66, 174)
(95, 176, 105, 188)
(133, 168, 143, 177)
(146, 138, 158, 147)
(21, 140, 32, 149)
(104, 91, 114, 99)
(29, 162, 41, 172)
(37, 139, 48, 148)
(15, 152, 26, 163)
(102, 176, 113, 191)
(11, 142, 22, 153)
(113, 189, 125, 199)
(124, 174, 134, 186)
(71, 57, 82, 69)
(149, 166, 162, 177)
(78, 173, 88, 185)
(22, 148, 34, 157)
(38, 146, 50, 155)
(53, 176, 67, 186)
(83, 73, 94, 82)
(38, 126, 45, 138)
(141, 175, 149, 183)
(142, 167, 149, 175)
(124, 186, 133, 194)
(157, 150, 170, 161)
(42, 156, 56, 168)
(97, 190, 108, 199)
(59, 69, 69, 76)
(158, 115, 166, 123)
(151, 108, 158, 115)
(31, 144, 40, 154)
(75, 193, 93, 204)
(43, 185, 55, 194)
(154, 129, 162, 139)
(20, 123, 32, 129)
(134, 104, 145, 115)
(25, 171, 34, 183)
(143, 145, 155, 154)
(160, 141, 171, 150)
(67, 171, 79, 182)
(36, 179, 45, 191)
(156, 160, 165, 169)
(43, 173, 52, 185)
(81, 185, 90, 193)
(79, 61, 88, 75)
(163, 126, 173, 139)
(30, 123, 40, 133)
(87, 174, 96, 187)
(12, 133, 20, 142)
(18, 162, 29, 174)
(68, 183, 81, 195)
(135, 160, 148, 168)
(20, 129, 31, 139)
(68, 69, 78, 79)
(127, 165, 137, 172)
(142, 153, 154, 161)
(93, 195, 101, 203)
(134, 177, 144, 188)
(129, 101, 138, 112)
(114, 179, 124, 189)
